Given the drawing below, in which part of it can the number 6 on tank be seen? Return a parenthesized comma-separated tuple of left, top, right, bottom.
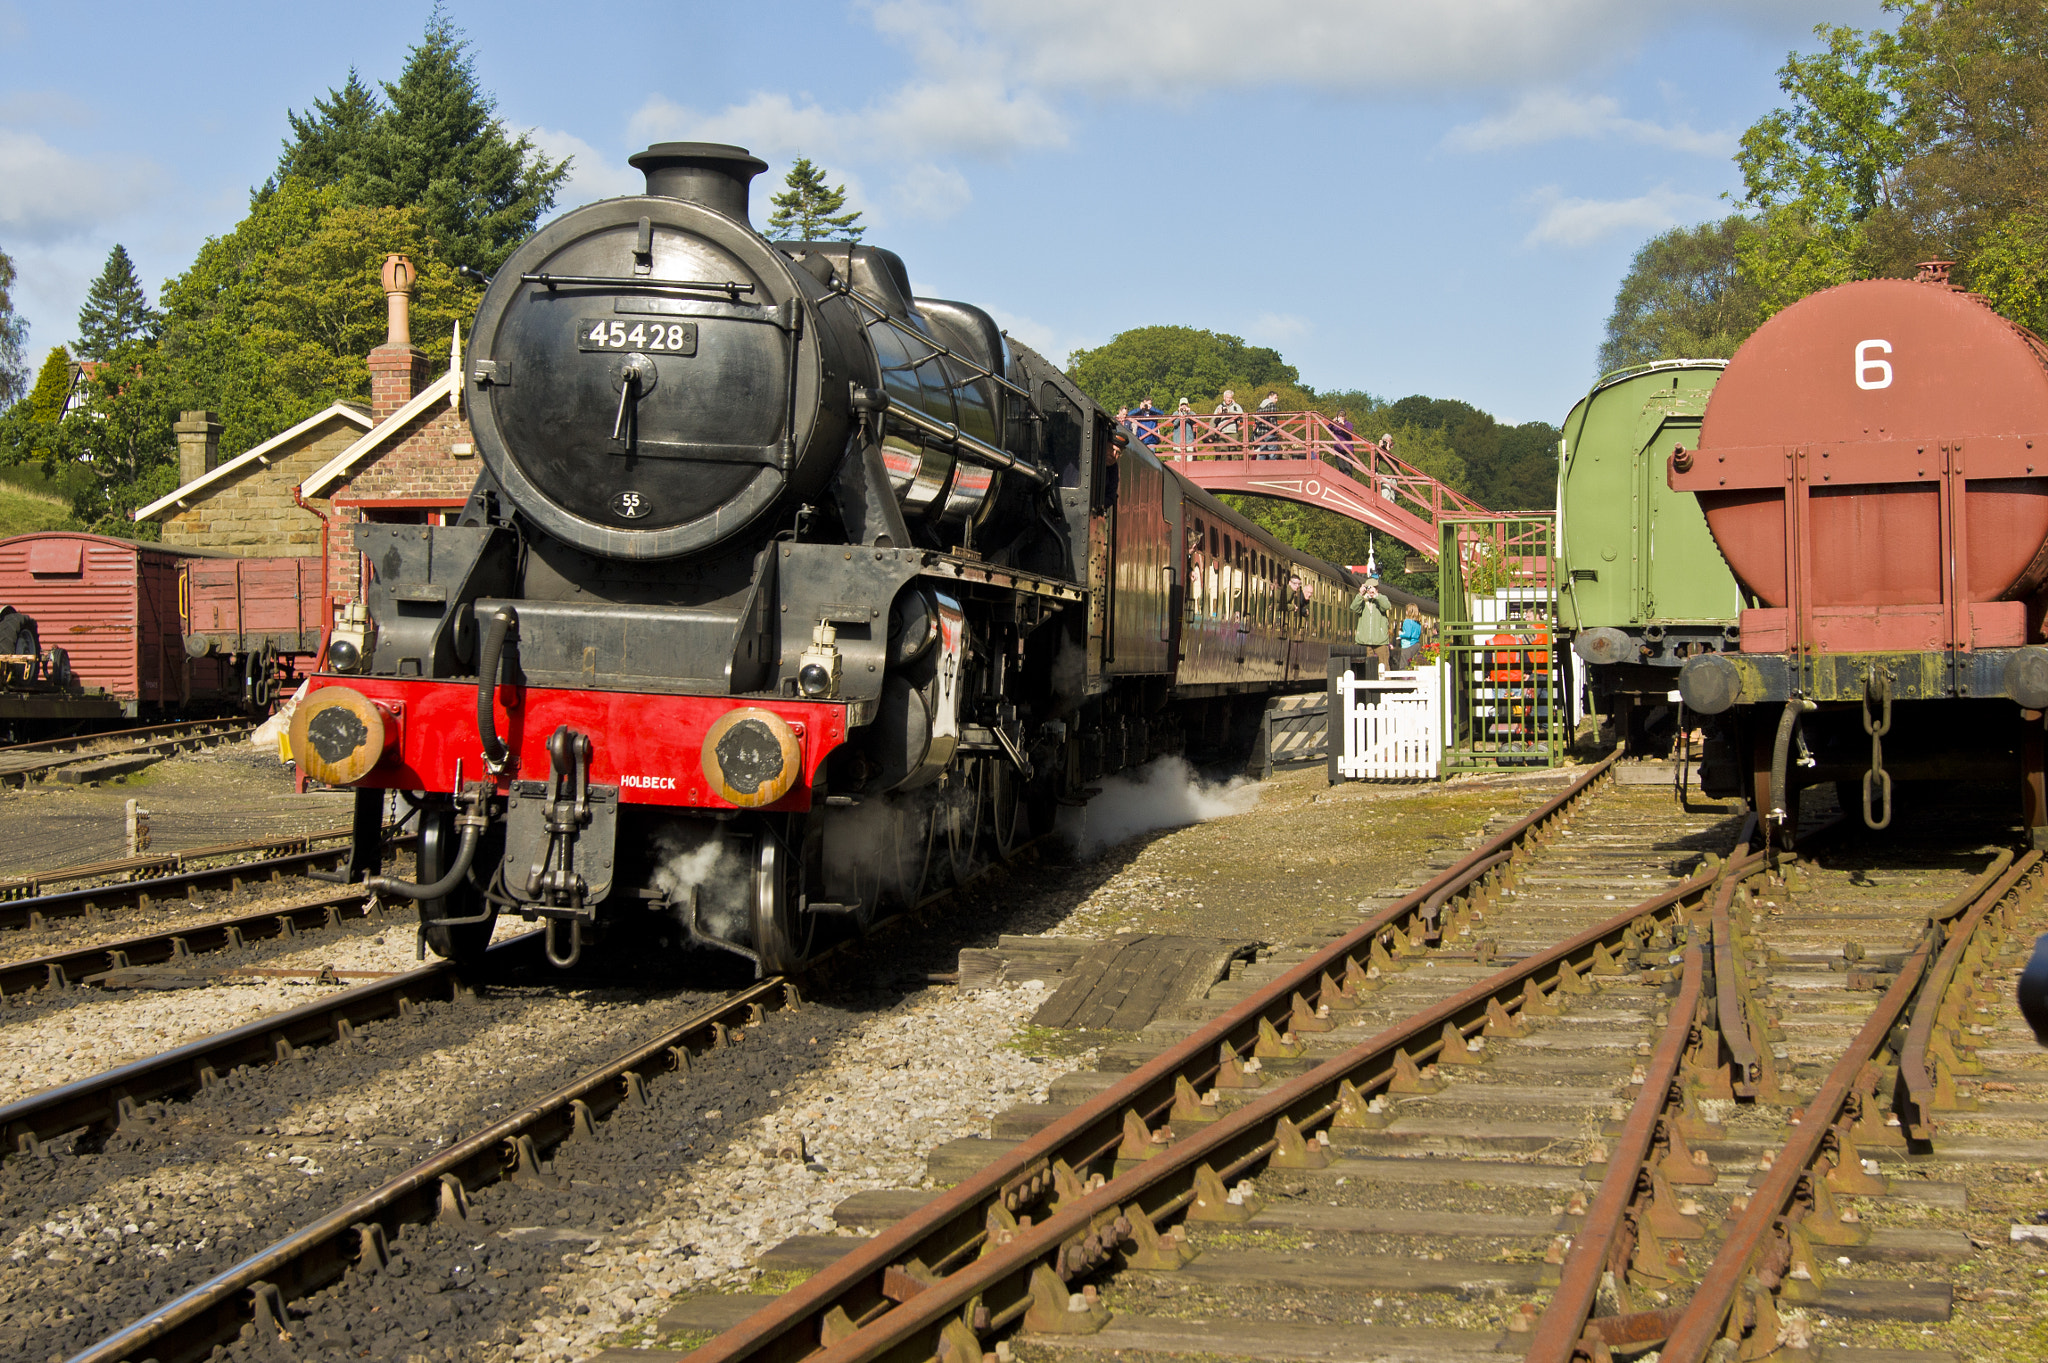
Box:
(1855, 339, 1893, 390)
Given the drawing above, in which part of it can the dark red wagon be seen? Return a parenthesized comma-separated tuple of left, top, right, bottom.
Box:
(0, 532, 325, 730)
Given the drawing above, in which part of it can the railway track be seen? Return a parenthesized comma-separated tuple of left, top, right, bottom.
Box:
(34, 929, 799, 1363)
(39, 761, 2044, 1363)
(563, 767, 2036, 1363)
(0, 717, 253, 787)
(28, 820, 1062, 1361)
(0, 826, 416, 931)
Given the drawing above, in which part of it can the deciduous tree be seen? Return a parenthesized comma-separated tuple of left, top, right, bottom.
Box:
(0, 249, 27, 408)
(766, 158, 866, 242)
(1066, 325, 1299, 415)
(1599, 217, 1765, 373)
(159, 178, 475, 459)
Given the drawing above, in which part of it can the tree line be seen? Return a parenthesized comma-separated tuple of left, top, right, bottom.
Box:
(0, 8, 565, 535)
(1603, 0, 2048, 372)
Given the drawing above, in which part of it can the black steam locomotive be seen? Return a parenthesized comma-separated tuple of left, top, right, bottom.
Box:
(292, 143, 1356, 973)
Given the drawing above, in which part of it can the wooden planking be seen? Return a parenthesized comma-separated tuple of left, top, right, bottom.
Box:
(654, 1293, 781, 1333)
(1029, 934, 1258, 1032)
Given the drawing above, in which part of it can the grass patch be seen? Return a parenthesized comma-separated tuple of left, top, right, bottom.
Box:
(1002, 1024, 1125, 1060)
(749, 1267, 814, 1294)
(0, 482, 82, 538)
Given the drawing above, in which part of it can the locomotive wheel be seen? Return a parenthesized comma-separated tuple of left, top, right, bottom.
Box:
(750, 829, 808, 976)
(946, 761, 986, 884)
(885, 798, 933, 906)
(990, 759, 1023, 860)
(417, 807, 499, 965)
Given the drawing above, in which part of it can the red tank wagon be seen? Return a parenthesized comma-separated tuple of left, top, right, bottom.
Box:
(1671, 267, 2048, 841)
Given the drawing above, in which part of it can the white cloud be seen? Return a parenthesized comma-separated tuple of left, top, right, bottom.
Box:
(0, 129, 161, 243)
(529, 127, 643, 204)
(1445, 90, 1731, 155)
(886, 164, 973, 222)
(1250, 312, 1312, 344)
(883, 0, 1880, 97)
(630, 78, 1065, 166)
(1521, 184, 1715, 247)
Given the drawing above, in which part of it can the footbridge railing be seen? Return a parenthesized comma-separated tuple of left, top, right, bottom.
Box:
(1123, 409, 1489, 558)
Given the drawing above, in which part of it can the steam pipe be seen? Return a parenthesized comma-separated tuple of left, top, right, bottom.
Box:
(367, 819, 481, 902)
(477, 607, 514, 772)
(1767, 698, 1817, 825)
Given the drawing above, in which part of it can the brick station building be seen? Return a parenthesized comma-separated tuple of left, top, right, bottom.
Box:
(134, 253, 479, 633)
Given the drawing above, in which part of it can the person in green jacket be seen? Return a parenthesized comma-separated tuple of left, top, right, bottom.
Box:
(1350, 575, 1393, 672)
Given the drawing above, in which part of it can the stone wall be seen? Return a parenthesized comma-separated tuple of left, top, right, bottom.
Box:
(158, 419, 358, 557)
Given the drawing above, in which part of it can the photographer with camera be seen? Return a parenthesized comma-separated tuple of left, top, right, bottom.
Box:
(1350, 574, 1393, 672)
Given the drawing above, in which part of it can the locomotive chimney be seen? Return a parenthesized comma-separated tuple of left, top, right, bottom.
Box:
(628, 142, 768, 224)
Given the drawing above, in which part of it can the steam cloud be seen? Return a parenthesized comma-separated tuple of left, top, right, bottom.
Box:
(652, 829, 751, 942)
(1059, 756, 1260, 857)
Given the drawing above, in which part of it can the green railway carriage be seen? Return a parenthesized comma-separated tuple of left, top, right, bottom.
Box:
(1557, 360, 1743, 752)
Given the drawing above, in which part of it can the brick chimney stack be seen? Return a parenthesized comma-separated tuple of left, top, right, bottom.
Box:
(367, 253, 427, 420)
(174, 411, 222, 486)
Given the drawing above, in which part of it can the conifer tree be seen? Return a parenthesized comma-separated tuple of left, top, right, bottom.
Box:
(0, 249, 27, 407)
(767, 158, 866, 242)
(270, 70, 382, 193)
(75, 245, 160, 360)
(349, 7, 569, 274)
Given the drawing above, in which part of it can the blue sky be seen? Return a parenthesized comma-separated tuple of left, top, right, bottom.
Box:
(3, 0, 1885, 424)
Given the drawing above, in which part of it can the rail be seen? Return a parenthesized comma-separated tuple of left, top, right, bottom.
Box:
(65, 971, 800, 1363)
(0, 916, 516, 1158)
(1637, 849, 2036, 1363)
(0, 822, 397, 902)
(0, 717, 253, 785)
(673, 754, 1619, 1363)
(0, 885, 384, 996)
(0, 830, 416, 928)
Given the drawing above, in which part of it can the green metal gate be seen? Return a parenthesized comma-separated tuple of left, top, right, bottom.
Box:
(1437, 514, 1563, 772)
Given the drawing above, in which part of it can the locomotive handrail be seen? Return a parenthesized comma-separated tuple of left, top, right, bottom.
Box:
(519, 272, 756, 299)
(885, 400, 1053, 485)
(833, 284, 1035, 402)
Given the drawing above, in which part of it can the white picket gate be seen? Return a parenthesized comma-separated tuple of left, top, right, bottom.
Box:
(1337, 665, 1443, 780)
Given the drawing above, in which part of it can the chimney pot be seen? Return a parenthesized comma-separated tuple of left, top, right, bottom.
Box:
(382, 253, 416, 347)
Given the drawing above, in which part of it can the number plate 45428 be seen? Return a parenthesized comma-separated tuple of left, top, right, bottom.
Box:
(578, 318, 697, 354)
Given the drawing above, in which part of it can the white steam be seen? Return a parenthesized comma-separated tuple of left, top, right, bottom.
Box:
(1059, 756, 1260, 857)
(652, 829, 751, 942)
